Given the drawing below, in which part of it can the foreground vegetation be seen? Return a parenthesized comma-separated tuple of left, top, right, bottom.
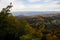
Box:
(0, 4, 60, 40)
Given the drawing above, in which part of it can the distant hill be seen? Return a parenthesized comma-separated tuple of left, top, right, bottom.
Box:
(15, 13, 60, 30)
(15, 13, 60, 21)
(15, 13, 60, 19)
(12, 11, 60, 16)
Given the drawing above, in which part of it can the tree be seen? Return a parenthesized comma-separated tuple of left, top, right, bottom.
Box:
(0, 3, 20, 40)
(18, 18, 35, 36)
(0, 3, 13, 28)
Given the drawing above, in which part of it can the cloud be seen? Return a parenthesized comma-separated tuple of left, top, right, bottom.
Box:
(12, 3, 26, 12)
(0, 0, 14, 11)
(0, 0, 60, 12)
(0, 0, 25, 11)
(18, 4, 60, 11)
(28, 0, 41, 3)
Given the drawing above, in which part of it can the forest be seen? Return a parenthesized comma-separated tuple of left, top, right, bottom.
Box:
(0, 3, 60, 40)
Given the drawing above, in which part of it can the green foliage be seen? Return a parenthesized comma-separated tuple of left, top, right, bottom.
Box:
(20, 34, 41, 40)
(20, 34, 32, 40)
(19, 18, 35, 36)
(0, 3, 20, 40)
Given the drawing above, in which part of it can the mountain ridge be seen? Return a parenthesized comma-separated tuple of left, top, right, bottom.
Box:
(12, 11, 60, 16)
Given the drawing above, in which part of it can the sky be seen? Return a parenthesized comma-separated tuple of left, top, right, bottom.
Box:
(0, 0, 60, 12)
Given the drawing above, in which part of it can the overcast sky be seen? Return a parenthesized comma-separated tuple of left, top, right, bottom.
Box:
(0, 0, 60, 12)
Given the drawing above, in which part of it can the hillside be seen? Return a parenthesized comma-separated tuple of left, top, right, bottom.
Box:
(12, 11, 60, 16)
(15, 14, 60, 30)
